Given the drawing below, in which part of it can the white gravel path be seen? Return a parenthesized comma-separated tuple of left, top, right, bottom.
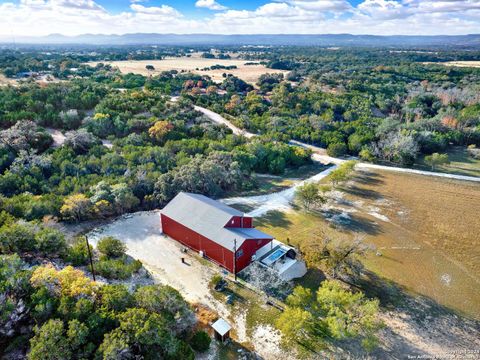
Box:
(223, 165, 337, 216)
(193, 105, 257, 139)
(192, 104, 480, 183)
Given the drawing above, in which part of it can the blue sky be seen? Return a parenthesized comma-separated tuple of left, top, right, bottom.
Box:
(0, 0, 479, 37)
(95, 0, 269, 14)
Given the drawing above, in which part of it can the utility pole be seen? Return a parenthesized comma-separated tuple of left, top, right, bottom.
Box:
(233, 238, 237, 282)
(85, 235, 96, 281)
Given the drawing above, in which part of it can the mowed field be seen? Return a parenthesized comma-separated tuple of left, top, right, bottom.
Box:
(256, 170, 480, 318)
(87, 55, 289, 84)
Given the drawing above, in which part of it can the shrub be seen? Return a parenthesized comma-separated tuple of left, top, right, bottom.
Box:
(327, 142, 347, 157)
(0, 223, 36, 254)
(210, 274, 223, 288)
(34, 228, 67, 256)
(95, 257, 141, 280)
(359, 148, 375, 162)
(96, 237, 126, 258)
(170, 340, 194, 360)
(190, 330, 211, 352)
(64, 237, 91, 266)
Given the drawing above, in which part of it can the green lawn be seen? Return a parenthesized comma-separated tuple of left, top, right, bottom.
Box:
(414, 147, 480, 177)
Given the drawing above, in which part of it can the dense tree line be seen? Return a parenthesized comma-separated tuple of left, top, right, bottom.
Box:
(0, 76, 310, 222)
(1, 254, 203, 359)
(193, 49, 480, 166)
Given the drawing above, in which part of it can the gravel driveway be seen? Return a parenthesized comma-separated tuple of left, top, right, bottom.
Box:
(87, 211, 215, 304)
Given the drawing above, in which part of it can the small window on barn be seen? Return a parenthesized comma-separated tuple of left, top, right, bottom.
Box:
(236, 249, 244, 258)
(231, 220, 235, 224)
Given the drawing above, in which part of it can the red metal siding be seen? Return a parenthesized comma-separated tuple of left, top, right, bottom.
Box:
(161, 214, 272, 273)
(225, 216, 241, 228)
(236, 238, 272, 271)
(161, 214, 235, 272)
(224, 216, 253, 228)
(242, 217, 253, 228)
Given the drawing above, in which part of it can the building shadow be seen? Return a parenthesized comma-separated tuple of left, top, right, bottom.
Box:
(256, 210, 293, 229)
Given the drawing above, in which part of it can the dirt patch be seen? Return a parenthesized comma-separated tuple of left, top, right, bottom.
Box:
(88, 55, 289, 84)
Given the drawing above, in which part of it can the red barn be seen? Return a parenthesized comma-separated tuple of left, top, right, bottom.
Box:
(160, 192, 273, 273)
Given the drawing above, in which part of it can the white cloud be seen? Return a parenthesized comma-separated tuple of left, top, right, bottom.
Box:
(285, 0, 352, 12)
(357, 0, 406, 20)
(195, 0, 227, 11)
(130, 4, 181, 17)
(0, 0, 479, 37)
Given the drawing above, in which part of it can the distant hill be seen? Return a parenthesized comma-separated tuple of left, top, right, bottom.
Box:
(2, 33, 480, 48)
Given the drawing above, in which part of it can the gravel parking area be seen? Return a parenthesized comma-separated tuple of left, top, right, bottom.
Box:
(87, 210, 215, 304)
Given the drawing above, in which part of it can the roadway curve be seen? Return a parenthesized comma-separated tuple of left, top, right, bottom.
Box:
(187, 99, 480, 183)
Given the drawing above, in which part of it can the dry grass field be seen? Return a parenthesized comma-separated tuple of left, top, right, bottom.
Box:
(256, 170, 480, 318)
(425, 61, 480, 68)
(88, 54, 289, 84)
(0, 74, 16, 86)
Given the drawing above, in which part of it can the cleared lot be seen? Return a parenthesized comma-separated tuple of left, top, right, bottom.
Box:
(88, 56, 288, 84)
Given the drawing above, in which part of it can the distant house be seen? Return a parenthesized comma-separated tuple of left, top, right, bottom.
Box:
(160, 192, 273, 273)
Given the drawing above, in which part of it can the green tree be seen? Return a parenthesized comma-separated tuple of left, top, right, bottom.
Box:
(0, 223, 35, 254)
(327, 161, 356, 187)
(424, 152, 449, 171)
(28, 319, 71, 360)
(190, 330, 211, 352)
(316, 281, 382, 341)
(99, 308, 172, 359)
(359, 148, 375, 162)
(60, 194, 92, 222)
(276, 307, 316, 347)
(97, 236, 126, 258)
(99, 284, 134, 316)
(64, 237, 91, 266)
(111, 183, 140, 213)
(66, 319, 89, 351)
(277, 281, 382, 352)
(327, 142, 347, 157)
(295, 182, 326, 210)
(0, 254, 32, 334)
(134, 284, 195, 334)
